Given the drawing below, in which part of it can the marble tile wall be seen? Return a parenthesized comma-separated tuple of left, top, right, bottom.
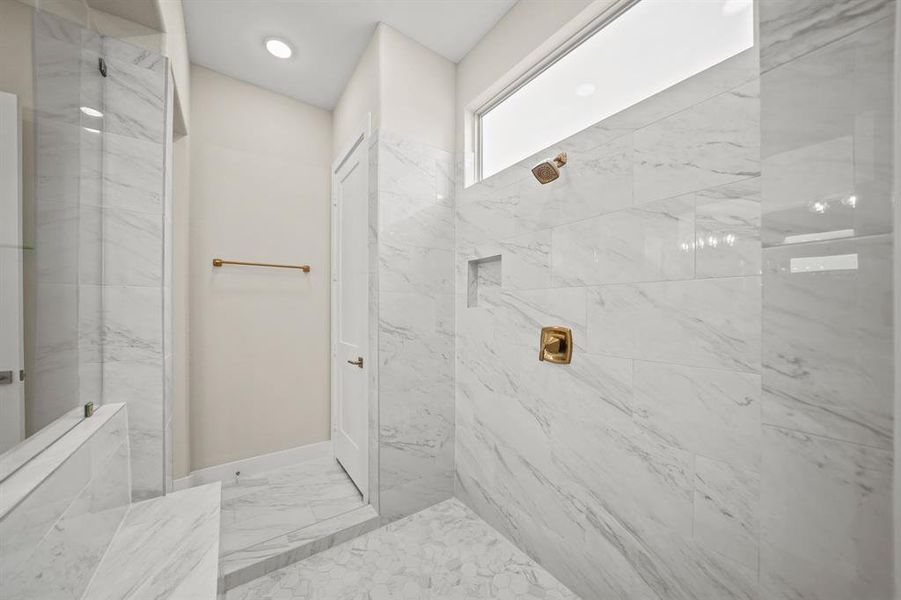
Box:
(31, 11, 171, 500)
(373, 129, 455, 523)
(455, 2, 896, 598)
(0, 404, 131, 599)
(98, 27, 169, 501)
(758, 1, 895, 598)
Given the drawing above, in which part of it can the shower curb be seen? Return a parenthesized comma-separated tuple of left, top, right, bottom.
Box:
(218, 504, 380, 593)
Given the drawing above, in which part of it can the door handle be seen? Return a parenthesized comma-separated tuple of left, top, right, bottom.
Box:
(0, 370, 12, 385)
(347, 357, 364, 369)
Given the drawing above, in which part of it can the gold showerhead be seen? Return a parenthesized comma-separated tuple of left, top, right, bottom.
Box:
(531, 152, 567, 184)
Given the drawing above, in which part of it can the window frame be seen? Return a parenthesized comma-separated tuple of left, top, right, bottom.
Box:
(472, 0, 645, 183)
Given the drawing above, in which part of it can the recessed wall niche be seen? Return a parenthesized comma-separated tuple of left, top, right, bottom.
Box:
(467, 255, 501, 308)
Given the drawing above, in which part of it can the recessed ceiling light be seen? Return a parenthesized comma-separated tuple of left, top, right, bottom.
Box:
(80, 106, 103, 118)
(575, 83, 596, 97)
(265, 38, 293, 59)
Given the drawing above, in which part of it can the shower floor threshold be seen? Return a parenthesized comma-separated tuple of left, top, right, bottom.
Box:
(218, 504, 380, 592)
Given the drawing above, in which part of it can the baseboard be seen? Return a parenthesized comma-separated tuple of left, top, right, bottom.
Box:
(173, 440, 333, 491)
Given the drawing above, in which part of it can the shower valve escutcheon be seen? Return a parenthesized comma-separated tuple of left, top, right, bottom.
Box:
(539, 326, 572, 364)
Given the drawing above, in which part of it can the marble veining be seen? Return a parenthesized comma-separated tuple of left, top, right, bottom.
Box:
(450, 12, 841, 597)
(0, 404, 130, 600)
(82, 482, 221, 600)
(761, 17, 894, 246)
(759, 0, 894, 71)
(227, 498, 579, 600)
(219, 456, 364, 558)
(758, 426, 893, 599)
(375, 131, 456, 523)
(762, 236, 893, 450)
(633, 80, 760, 205)
(220, 505, 380, 592)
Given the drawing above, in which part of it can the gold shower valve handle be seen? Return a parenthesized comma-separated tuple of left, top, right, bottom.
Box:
(539, 326, 572, 364)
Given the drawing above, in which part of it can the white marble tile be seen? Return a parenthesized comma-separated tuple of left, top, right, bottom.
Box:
(547, 134, 633, 225)
(378, 130, 449, 209)
(101, 285, 163, 364)
(759, 426, 893, 600)
(457, 415, 757, 600)
(102, 359, 164, 499)
(695, 178, 761, 277)
(102, 208, 163, 286)
(552, 195, 695, 286)
(492, 287, 588, 351)
(759, 0, 893, 71)
(220, 505, 380, 591)
(83, 482, 221, 600)
(34, 118, 81, 207)
(0, 405, 129, 599)
(377, 133, 455, 251)
(499, 230, 552, 290)
(100, 45, 167, 144)
(33, 30, 85, 126)
(35, 202, 79, 284)
(633, 361, 761, 470)
(79, 204, 103, 285)
(760, 18, 894, 246)
(0, 441, 92, 576)
(378, 240, 453, 295)
(99, 133, 165, 214)
(31, 282, 80, 432)
(78, 283, 103, 363)
(375, 131, 456, 524)
(378, 292, 454, 392)
(219, 457, 364, 558)
(227, 498, 579, 600)
(693, 455, 759, 569)
(634, 80, 760, 205)
(587, 277, 762, 373)
(379, 201, 454, 250)
(2, 493, 127, 600)
(761, 235, 893, 448)
(456, 185, 552, 251)
(102, 35, 167, 73)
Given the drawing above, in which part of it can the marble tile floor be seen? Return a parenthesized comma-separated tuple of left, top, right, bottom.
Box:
(226, 498, 580, 600)
(220, 456, 365, 558)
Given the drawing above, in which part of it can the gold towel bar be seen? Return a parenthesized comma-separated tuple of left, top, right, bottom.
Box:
(212, 258, 311, 273)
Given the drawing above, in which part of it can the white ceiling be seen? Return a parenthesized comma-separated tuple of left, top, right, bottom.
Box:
(183, 0, 515, 110)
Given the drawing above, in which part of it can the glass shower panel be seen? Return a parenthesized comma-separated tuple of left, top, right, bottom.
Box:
(27, 12, 104, 438)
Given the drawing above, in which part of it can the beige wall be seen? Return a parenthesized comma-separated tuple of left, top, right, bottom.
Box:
(189, 65, 332, 470)
(332, 26, 381, 159)
(332, 23, 455, 158)
(379, 24, 455, 153)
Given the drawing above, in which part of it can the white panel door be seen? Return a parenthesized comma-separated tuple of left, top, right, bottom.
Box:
(0, 91, 25, 452)
(331, 131, 369, 499)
